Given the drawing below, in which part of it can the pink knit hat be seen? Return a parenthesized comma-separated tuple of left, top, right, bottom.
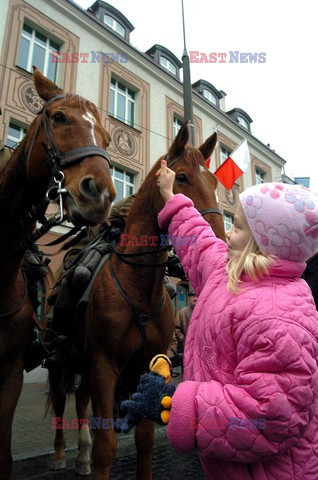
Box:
(239, 183, 318, 262)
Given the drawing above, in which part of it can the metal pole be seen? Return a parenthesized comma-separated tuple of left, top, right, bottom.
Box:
(181, 0, 195, 145)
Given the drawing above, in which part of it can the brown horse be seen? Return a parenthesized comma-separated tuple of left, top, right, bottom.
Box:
(0, 67, 116, 480)
(49, 121, 226, 479)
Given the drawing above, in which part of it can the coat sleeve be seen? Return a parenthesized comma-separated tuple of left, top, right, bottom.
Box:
(167, 316, 318, 462)
(158, 194, 227, 295)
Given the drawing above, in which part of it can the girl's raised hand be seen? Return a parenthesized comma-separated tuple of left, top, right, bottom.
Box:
(156, 159, 175, 202)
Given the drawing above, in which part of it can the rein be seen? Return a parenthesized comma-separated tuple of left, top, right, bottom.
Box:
(112, 241, 174, 268)
(109, 254, 167, 343)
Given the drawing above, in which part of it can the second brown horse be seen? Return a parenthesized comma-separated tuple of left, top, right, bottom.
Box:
(50, 122, 226, 479)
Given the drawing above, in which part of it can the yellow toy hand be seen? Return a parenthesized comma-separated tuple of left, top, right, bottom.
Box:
(149, 354, 174, 424)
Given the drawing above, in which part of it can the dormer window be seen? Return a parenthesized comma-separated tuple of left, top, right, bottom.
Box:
(226, 108, 253, 133)
(203, 89, 217, 105)
(160, 56, 177, 75)
(237, 115, 249, 129)
(104, 14, 125, 37)
(192, 80, 223, 109)
(145, 45, 182, 79)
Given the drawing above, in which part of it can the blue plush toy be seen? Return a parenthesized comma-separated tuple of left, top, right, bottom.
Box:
(121, 354, 176, 432)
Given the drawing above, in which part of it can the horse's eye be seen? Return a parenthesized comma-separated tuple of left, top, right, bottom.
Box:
(176, 173, 188, 184)
(52, 112, 66, 123)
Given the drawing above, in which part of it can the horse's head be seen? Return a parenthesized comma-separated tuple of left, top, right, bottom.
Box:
(160, 122, 226, 240)
(24, 67, 116, 226)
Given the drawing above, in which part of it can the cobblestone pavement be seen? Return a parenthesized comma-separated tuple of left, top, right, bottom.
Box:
(11, 378, 205, 479)
(12, 444, 205, 479)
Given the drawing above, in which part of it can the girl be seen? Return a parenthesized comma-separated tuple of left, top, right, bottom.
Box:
(123, 160, 318, 480)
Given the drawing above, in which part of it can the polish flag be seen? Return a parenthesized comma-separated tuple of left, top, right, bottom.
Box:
(214, 139, 250, 190)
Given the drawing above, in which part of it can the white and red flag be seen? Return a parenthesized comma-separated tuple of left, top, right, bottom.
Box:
(214, 139, 250, 190)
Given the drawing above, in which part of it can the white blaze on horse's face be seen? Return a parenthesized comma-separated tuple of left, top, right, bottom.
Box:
(82, 112, 97, 146)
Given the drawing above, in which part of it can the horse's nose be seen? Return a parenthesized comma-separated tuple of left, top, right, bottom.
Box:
(79, 176, 101, 200)
(79, 175, 115, 204)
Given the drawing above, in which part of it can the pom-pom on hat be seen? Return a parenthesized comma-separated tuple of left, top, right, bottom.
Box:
(239, 183, 318, 263)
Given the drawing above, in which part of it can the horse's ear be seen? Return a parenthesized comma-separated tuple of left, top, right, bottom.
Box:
(167, 121, 189, 161)
(199, 132, 217, 160)
(33, 66, 63, 101)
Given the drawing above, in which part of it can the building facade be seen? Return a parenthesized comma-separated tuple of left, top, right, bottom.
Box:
(0, 0, 287, 225)
(0, 0, 289, 381)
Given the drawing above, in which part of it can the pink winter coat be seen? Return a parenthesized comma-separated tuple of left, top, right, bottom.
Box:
(158, 194, 318, 480)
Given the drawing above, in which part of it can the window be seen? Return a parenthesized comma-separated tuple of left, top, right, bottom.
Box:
(6, 122, 28, 148)
(104, 15, 125, 37)
(110, 78, 135, 127)
(173, 116, 183, 138)
(224, 212, 234, 232)
(17, 24, 59, 82)
(160, 56, 177, 75)
(203, 89, 217, 105)
(111, 166, 134, 202)
(221, 146, 231, 164)
(237, 116, 249, 129)
(255, 168, 266, 184)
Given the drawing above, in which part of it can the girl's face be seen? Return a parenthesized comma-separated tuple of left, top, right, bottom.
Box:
(226, 202, 252, 260)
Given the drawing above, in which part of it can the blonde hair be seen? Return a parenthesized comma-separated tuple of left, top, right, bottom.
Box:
(226, 236, 275, 293)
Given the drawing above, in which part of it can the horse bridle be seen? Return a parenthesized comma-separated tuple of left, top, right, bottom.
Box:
(41, 94, 111, 175)
(164, 153, 223, 217)
(17, 93, 113, 252)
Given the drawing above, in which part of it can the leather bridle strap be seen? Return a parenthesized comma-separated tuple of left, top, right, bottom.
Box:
(58, 146, 111, 168)
(200, 207, 222, 216)
(42, 101, 112, 170)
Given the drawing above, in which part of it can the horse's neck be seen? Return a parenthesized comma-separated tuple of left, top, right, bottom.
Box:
(117, 187, 166, 298)
(0, 150, 33, 257)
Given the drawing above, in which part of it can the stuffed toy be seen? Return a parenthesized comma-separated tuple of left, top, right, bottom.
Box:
(121, 354, 176, 432)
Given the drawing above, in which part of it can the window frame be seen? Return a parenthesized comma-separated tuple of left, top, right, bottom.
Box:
(173, 116, 183, 138)
(110, 165, 135, 202)
(6, 121, 28, 148)
(220, 146, 231, 164)
(255, 167, 266, 184)
(17, 23, 59, 82)
(203, 88, 217, 105)
(109, 78, 136, 128)
(104, 14, 125, 37)
(160, 56, 177, 75)
(224, 212, 234, 232)
(237, 115, 249, 129)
